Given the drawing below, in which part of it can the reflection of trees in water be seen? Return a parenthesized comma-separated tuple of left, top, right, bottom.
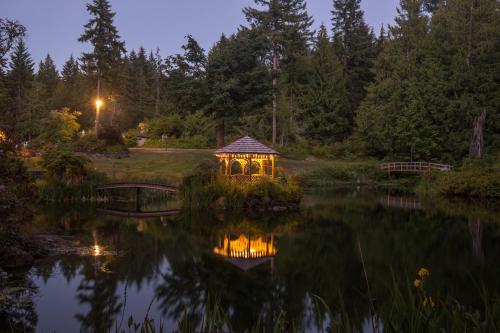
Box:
(154, 215, 368, 331)
(0, 271, 38, 332)
(155, 253, 278, 331)
(10, 197, 500, 331)
(469, 217, 484, 265)
(274, 222, 367, 331)
(74, 259, 122, 333)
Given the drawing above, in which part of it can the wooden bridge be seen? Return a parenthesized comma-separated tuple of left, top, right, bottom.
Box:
(96, 208, 180, 218)
(379, 162, 452, 174)
(95, 182, 178, 193)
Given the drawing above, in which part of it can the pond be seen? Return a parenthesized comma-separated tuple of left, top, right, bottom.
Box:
(2, 189, 500, 332)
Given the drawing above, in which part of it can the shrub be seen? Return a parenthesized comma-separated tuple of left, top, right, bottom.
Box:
(180, 161, 302, 211)
(182, 135, 208, 148)
(278, 141, 309, 160)
(36, 108, 81, 146)
(418, 161, 500, 198)
(147, 115, 184, 139)
(123, 129, 139, 147)
(98, 125, 124, 146)
(39, 148, 90, 184)
(73, 134, 106, 153)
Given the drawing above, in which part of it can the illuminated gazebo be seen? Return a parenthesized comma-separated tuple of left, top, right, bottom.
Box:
(213, 234, 277, 271)
(214, 136, 279, 181)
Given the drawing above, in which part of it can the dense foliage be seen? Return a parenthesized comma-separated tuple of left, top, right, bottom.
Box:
(0, 0, 498, 163)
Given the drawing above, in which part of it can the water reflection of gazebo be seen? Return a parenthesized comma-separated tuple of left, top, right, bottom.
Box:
(214, 136, 279, 182)
(213, 234, 277, 271)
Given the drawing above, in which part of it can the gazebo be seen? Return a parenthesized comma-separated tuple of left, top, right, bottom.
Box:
(213, 234, 277, 271)
(214, 136, 279, 181)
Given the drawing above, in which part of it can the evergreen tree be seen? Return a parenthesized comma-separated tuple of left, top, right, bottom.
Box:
(302, 25, 350, 143)
(6, 39, 34, 140)
(53, 54, 85, 113)
(36, 53, 59, 109)
(121, 48, 155, 127)
(164, 35, 207, 116)
(205, 30, 271, 146)
(244, 0, 313, 146)
(430, 0, 500, 159)
(78, 0, 125, 101)
(332, 0, 377, 112)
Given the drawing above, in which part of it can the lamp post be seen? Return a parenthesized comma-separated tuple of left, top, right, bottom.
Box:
(94, 99, 103, 135)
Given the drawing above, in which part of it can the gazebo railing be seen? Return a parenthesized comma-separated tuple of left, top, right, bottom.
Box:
(228, 174, 276, 184)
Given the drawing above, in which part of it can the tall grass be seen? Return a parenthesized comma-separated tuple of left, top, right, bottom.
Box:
(119, 278, 500, 333)
(180, 172, 302, 212)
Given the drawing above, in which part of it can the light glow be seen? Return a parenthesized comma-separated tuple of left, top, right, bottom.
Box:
(95, 99, 103, 109)
(93, 244, 102, 256)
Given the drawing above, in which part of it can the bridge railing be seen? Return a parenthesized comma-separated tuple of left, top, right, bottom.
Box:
(379, 162, 452, 173)
(95, 182, 178, 192)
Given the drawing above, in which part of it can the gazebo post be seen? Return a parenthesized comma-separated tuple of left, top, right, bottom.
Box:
(249, 155, 252, 181)
(271, 156, 275, 178)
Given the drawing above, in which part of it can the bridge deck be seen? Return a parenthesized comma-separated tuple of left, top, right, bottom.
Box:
(97, 208, 180, 218)
(95, 182, 178, 193)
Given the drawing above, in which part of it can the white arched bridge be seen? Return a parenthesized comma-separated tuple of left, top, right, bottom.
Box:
(379, 162, 452, 174)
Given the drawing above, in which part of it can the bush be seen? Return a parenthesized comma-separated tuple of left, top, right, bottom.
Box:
(73, 134, 106, 153)
(147, 115, 184, 139)
(418, 160, 500, 198)
(180, 161, 302, 211)
(182, 135, 208, 148)
(39, 148, 90, 184)
(36, 108, 81, 146)
(97, 125, 124, 146)
(278, 141, 309, 160)
(123, 129, 139, 147)
(143, 136, 210, 149)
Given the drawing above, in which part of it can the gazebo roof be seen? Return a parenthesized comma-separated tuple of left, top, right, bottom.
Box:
(214, 136, 278, 155)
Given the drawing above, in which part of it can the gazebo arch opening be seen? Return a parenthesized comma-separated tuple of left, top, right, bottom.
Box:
(214, 136, 279, 183)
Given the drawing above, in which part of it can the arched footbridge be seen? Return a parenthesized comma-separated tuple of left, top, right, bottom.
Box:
(379, 162, 452, 174)
(95, 182, 178, 193)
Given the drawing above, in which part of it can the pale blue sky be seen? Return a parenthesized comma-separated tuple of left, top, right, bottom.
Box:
(2, 0, 399, 69)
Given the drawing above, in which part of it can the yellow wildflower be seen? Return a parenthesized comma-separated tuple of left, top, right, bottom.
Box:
(418, 268, 429, 278)
(414, 279, 422, 288)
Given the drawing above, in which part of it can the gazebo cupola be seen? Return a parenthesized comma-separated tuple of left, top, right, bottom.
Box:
(214, 136, 279, 181)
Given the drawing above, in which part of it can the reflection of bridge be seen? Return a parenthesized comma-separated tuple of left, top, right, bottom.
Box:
(95, 183, 178, 193)
(379, 195, 423, 210)
(379, 162, 452, 174)
(97, 208, 180, 218)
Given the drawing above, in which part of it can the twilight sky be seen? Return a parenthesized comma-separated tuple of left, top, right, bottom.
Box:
(2, 0, 399, 70)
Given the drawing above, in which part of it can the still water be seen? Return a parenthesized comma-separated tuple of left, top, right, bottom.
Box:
(3, 189, 500, 332)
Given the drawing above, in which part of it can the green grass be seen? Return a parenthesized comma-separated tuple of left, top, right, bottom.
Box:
(89, 148, 213, 185)
(24, 148, 383, 187)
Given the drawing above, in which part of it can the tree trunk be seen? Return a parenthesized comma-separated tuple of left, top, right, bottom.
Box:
(216, 120, 225, 148)
(155, 74, 160, 116)
(469, 109, 486, 159)
(272, 43, 278, 147)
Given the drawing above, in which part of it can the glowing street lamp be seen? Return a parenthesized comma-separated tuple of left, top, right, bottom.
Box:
(94, 98, 103, 135)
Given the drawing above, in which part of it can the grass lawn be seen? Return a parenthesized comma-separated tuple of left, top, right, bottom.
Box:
(25, 147, 379, 186)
